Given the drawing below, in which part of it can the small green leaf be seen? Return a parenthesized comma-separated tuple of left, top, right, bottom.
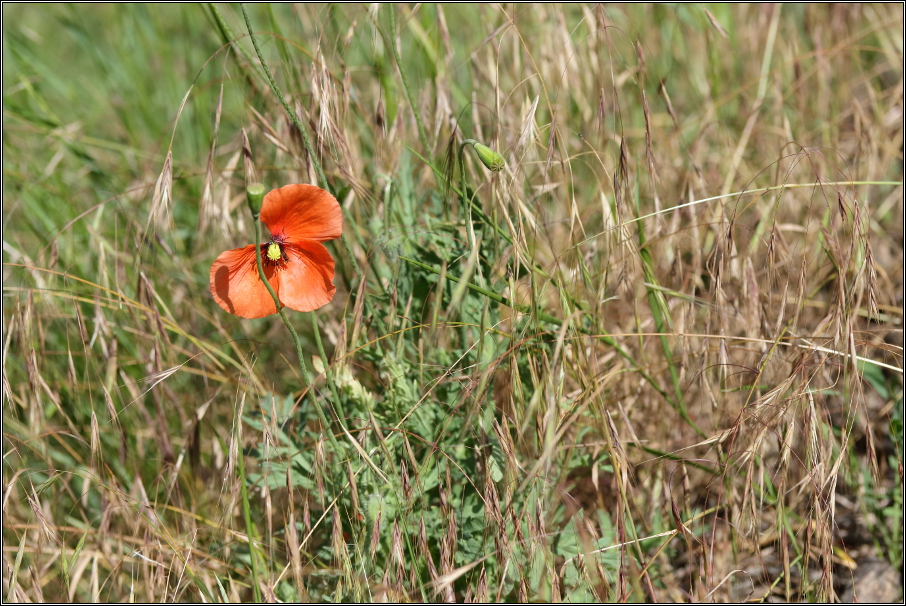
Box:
(488, 455, 503, 483)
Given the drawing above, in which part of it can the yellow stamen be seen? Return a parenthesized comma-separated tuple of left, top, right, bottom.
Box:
(267, 242, 282, 261)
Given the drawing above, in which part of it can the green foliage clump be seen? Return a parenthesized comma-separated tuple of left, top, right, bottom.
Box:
(3, 3, 903, 602)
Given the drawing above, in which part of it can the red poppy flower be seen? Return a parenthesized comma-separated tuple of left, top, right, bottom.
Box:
(210, 184, 342, 318)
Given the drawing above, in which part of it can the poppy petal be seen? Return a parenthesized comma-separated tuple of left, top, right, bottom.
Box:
(276, 240, 337, 313)
(210, 245, 280, 319)
(260, 184, 342, 243)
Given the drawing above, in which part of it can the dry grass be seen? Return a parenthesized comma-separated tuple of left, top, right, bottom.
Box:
(3, 3, 903, 602)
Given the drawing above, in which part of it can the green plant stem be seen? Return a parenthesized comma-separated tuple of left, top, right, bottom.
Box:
(388, 6, 430, 156)
(457, 140, 473, 240)
(625, 443, 717, 475)
(241, 4, 362, 285)
(310, 310, 346, 423)
(458, 140, 475, 202)
(252, 218, 342, 456)
(634, 194, 688, 420)
(235, 409, 263, 603)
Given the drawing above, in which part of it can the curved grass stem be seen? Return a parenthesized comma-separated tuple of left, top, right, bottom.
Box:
(241, 4, 361, 286)
(241, 4, 327, 191)
(389, 6, 430, 156)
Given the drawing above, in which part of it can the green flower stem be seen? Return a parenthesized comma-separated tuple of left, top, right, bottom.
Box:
(251, 205, 343, 456)
(453, 140, 591, 312)
(234, 413, 263, 603)
(458, 141, 472, 209)
(241, 4, 362, 286)
(455, 140, 514, 252)
(310, 310, 346, 424)
(445, 141, 598, 347)
(253, 223, 310, 383)
(457, 141, 480, 274)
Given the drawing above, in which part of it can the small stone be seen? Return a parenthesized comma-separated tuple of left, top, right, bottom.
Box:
(840, 558, 902, 603)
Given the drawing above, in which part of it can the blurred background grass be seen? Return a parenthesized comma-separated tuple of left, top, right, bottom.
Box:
(3, 3, 903, 602)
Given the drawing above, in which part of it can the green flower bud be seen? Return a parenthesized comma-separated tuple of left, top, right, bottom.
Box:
(246, 183, 266, 219)
(472, 142, 506, 172)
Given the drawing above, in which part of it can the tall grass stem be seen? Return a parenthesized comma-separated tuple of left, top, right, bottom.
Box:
(388, 6, 430, 157)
